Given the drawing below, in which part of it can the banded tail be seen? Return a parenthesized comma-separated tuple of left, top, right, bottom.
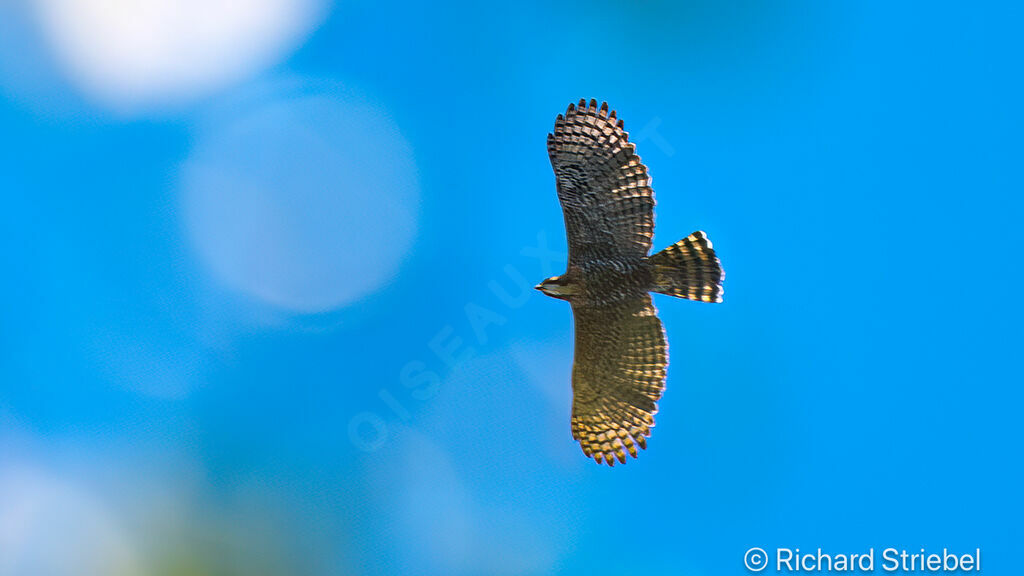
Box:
(649, 231, 725, 303)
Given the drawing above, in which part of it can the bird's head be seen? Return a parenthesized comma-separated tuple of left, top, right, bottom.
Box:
(535, 275, 577, 300)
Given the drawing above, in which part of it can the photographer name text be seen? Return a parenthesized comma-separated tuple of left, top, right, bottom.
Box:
(744, 547, 981, 572)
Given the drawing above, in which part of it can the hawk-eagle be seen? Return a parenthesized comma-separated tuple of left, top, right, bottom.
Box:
(536, 99, 725, 466)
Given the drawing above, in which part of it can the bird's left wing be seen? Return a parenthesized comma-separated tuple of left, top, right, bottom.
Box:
(548, 99, 655, 266)
(570, 295, 667, 465)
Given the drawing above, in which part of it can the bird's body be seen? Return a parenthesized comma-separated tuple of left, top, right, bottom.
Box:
(539, 260, 651, 309)
(538, 99, 724, 466)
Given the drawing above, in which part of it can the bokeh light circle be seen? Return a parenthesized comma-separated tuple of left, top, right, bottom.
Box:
(0, 465, 140, 576)
(28, 0, 329, 112)
(182, 82, 420, 313)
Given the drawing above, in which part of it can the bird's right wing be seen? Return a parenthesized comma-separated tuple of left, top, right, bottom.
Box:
(548, 99, 655, 266)
(570, 295, 667, 466)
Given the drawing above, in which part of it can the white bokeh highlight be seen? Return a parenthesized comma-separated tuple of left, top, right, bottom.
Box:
(28, 0, 328, 111)
(0, 465, 141, 576)
(182, 84, 420, 314)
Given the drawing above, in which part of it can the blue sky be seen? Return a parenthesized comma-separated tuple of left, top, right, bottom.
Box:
(1, 1, 1022, 575)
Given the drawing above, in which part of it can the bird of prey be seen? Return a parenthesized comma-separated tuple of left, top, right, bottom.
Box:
(536, 99, 724, 466)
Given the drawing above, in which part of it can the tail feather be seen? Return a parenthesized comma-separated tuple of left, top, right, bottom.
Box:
(649, 231, 724, 303)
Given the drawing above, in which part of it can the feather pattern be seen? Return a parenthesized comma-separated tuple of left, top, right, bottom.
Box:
(543, 100, 723, 466)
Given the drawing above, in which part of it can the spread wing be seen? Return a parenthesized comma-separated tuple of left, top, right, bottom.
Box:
(570, 295, 667, 466)
(548, 99, 655, 266)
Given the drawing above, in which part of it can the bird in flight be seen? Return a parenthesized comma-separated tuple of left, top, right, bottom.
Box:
(536, 99, 724, 466)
